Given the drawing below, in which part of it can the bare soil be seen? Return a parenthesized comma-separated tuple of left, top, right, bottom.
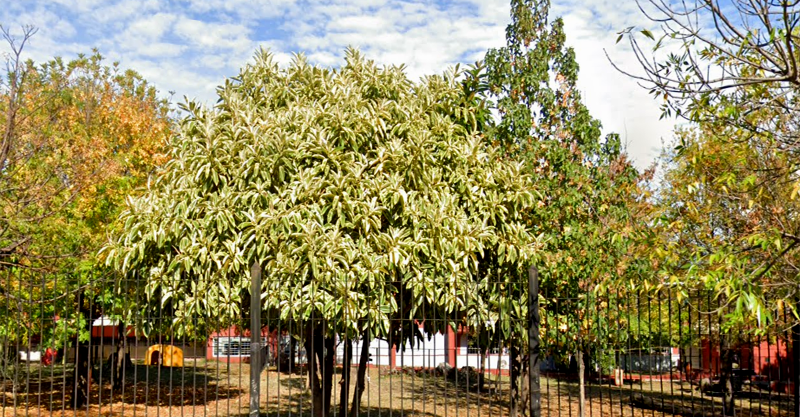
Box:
(1, 361, 793, 416)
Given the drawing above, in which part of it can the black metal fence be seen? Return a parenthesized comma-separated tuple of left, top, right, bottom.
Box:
(0, 267, 797, 416)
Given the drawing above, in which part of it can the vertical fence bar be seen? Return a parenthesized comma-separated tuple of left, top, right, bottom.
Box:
(250, 260, 262, 417)
(793, 298, 800, 417)
(528, 265, 541, 417)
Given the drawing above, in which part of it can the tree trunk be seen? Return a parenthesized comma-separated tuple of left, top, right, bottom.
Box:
(72, 290, 92, 409)
(111, 321, 130, 390)
(323, 336, 335, 415)
(338, 339, 352, 417)
(578, 349, 586, 417)
(72, 344, 90, 408)
(306, 323, 324, 417)
(720, 341, 735, 416)
(495, 347, 502, 395)
(350, 330, 371, 417)
(520, 355, 530, 415)
(290, 337, 297, 373)
(509, 345, 521, 417)
(1, 341, 20, 402)
(479, 350, 487, 392)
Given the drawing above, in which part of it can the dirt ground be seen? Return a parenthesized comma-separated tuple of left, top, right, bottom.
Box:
(1, 360, 794, 416)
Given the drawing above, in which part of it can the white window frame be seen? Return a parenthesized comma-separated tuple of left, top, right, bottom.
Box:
(212, 336, 268, 358)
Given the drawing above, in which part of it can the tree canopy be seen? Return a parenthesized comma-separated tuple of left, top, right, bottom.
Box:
(0, 26, 172, 406)
(618, 0, 800, 331)
(104, 48, 538, 417)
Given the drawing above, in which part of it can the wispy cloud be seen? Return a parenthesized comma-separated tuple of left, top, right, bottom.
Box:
(0, 0, 677, 168)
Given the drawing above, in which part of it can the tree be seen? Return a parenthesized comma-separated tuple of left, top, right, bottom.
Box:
(104, 49, 537, 417)
(0, 25, 171, 407)
(471, 1, 652, 415)
(615, 1, 800, 319)
(646, 122, 797, 414)
(613, 3, 800, 412)
(615, 0, 800, 144)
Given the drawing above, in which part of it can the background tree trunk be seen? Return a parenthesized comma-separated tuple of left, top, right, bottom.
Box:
(323, 336, 335, 415)
(72, 344, 90, 408)
(509, 345, 520, 417)
(350, 330, 370, 417)
(290, 337, 297, 373)
(338, 339, 352, 417)
(479, 350, 487, 392)
(111, 321, 130, 390)
(72, 290, 92, 409)
(720, 339, 735, 416)
(305, 323, 323, 417)
(578, 349, 586, 417)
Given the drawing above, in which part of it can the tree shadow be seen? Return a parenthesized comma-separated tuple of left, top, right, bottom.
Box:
(279, 376, 308, 391)
(2, 362, 244, 409)
(542, 377, 794, 417)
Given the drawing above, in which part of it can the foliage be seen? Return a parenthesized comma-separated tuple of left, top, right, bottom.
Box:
(103, 48, 537, 415)
(617, 0, 800, 331)
(0, 27, 170, 401)
(468, 0, 651, 360)
(0, 28, 170, 274)
(651, 120, 800, 332)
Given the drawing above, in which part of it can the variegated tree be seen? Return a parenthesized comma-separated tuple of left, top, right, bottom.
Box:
(104, 49, 537, 417)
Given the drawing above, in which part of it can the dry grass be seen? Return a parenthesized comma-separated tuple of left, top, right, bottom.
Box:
(0, 361, 795, 416)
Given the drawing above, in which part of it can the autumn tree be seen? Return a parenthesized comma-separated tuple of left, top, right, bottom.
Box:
(612, 3, 800, 411)
(615, 0, 800, 311)
(104, 49, 537, 417)
(0, 25, 171, 406)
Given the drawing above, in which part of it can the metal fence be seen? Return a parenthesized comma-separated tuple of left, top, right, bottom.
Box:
(0, 267, 797, 416)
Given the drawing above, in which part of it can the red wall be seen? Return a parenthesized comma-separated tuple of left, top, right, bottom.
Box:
(701, 338, 793, 380)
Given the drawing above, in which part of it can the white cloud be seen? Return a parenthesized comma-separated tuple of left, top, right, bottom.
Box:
(173, 17, 253, 52)
(136, 42, 186, 58)
(125, 13, 177, 41)
(0, 0, 677, 168)
(90, 0, 162, 25)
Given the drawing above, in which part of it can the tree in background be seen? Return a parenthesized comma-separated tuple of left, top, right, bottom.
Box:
(617, 0, 800, 320)
(0, 25, 171, 406)
(104, 49, 537, 417)
(472, 1, 652, 415)
(615, 2, 800, 412)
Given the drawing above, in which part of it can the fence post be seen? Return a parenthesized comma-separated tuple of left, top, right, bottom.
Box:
(528, 265, 541, 417)
(250, 261, 262, 417)
(793, 298, 800, 417)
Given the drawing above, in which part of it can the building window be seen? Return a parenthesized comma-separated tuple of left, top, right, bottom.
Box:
(212, 337, 267, 358)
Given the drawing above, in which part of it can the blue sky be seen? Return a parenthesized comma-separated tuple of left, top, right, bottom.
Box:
(2, 0, 675, 169)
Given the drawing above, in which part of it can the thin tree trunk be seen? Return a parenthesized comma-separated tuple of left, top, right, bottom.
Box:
(290, 337, 297, 373)
(350, 330, 370, 417)
(0, 341, 18, 400)
(479, 350, 487, 392)
(111, 321, 130, 390)
(578, 349, 586, 417)
(338, 339, 352, 417)
(323, 336, 335, 416)
(720, 339, 735, 416)
(495, 347, 502, 396)
(509, 345, 520, 417)
(72, 344, 90, 408)
(72, 290, 92, 409)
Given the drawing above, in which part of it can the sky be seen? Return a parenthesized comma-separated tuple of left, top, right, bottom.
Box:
(1, 0, 676, 170)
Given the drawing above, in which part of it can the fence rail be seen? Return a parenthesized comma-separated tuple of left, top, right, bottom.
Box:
(0, 268, 797, 416)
